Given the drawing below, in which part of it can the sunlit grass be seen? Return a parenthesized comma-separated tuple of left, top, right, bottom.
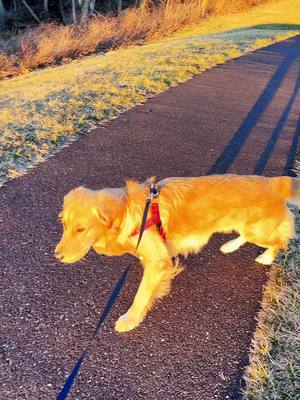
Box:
(0, 0, 300, 186)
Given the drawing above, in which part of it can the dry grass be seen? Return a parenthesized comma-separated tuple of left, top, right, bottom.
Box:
(0, 0, 270, 80)
(243, 165, 300, 399)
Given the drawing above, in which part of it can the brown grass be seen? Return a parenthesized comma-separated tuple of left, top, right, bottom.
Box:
(0, 0, 270, 80)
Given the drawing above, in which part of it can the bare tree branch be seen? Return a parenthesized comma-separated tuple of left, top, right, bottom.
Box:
(0, 0, 7, 17)
(116, 0, 122, 14)
(43, 0, 49, 14)
(59, 0, 70, 24)
(90, 0, 96, 13)
(80, 0, 91, 23)
(71, 0, 77, 23)
(21, 0, 41, 23)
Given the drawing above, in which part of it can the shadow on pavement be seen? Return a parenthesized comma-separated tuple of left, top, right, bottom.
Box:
(208, 35, 300, 176)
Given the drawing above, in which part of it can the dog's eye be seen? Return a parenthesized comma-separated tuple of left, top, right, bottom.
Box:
(77, 227, 86, 233)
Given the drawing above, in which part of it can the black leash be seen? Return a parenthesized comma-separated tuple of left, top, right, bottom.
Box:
(135, 182, 159, 250)
(56, 183, 158, 400)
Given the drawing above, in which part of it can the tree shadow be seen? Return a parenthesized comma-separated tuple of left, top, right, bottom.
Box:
(254, 66, 300, 175)
(199, 23, 300, 42)
(283, 107, 300, 176)
(207, 33, 300, 177)
(220, 23, 300, 32)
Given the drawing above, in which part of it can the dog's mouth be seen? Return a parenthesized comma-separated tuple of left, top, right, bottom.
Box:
(56, 246, 91, 264)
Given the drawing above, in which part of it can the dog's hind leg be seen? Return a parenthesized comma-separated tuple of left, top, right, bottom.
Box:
(255, 246, 279, 265)
(249, 209, 294, 265)
(220, 235, 247, 254)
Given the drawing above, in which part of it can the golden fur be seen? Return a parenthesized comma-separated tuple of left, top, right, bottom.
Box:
(55, 174, 300, 332)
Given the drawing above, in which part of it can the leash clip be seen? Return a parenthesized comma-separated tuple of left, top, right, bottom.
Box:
(149, 182, 159, 200)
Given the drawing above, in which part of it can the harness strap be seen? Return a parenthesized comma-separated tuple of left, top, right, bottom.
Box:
(131, 183, 166, 242)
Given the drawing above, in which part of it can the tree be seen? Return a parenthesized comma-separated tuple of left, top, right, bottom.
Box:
(43, 0, 49, 14)
(0, 0, 7, 17)
(116, 0, 122, 14)
(80, 0, 95, 23)
(58, 0, 96, 24)
(71, 0, 76, 23)
(59, 0, 75, 24)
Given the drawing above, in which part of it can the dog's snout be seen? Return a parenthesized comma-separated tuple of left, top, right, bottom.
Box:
(55, 251, 64, 261)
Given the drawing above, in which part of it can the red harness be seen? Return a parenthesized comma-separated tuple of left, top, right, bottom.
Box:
(131, 196, 166, 241)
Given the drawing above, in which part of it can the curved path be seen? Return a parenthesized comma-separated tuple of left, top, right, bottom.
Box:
(1, 35, 300, 399)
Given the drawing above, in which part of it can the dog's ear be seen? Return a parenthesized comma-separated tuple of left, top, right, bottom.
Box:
(94, 190, 126, 229)
(94, 192, 120, 226)
(92, 202, 110, 225)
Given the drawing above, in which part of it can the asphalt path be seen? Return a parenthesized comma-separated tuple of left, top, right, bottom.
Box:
(1, 35, 300, 400)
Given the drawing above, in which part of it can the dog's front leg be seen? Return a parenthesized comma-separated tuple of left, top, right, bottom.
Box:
(115, 231, 182, 333)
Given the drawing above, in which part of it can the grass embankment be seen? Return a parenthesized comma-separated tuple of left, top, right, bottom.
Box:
(0, 0, 299, 187)
(244, 166, 300, 400)
(0, 0, 270, 80)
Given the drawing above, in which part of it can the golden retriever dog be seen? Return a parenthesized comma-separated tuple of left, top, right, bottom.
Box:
(55, 175, 300, 332)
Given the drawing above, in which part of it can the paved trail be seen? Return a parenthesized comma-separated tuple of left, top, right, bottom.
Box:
(1, 35, 300, 400)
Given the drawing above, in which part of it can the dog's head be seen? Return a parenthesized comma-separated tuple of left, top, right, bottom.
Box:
(54, 186, 124, 263)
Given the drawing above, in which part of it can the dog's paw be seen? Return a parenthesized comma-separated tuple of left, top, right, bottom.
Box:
(115, 312, 140, 333)
(255, 251, 274, 265)
(220, 242, 236, 254)
(220, 236, 246, 254)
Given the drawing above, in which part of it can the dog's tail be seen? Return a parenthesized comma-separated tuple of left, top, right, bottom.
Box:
(272, 176, 300, 206)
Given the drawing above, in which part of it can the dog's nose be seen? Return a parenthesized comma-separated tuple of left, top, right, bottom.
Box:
(55, 251, 64, 261)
